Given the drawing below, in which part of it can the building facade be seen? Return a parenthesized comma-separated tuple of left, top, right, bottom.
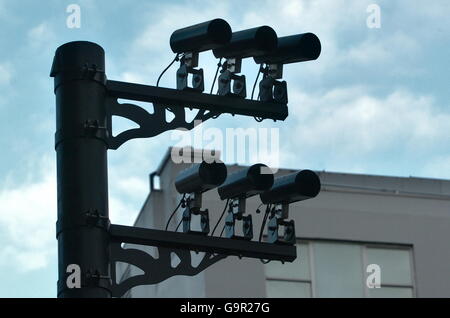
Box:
(117, 148, 450, 298)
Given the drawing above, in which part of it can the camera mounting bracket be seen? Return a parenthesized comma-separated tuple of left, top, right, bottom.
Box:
(259, 75, 288, 104)
(182, 193, 210, 235)
(108, 224, 295, 297)
(224, 198, 253, 240)
(267, 203, 296, 245)
(109, 240, 226, 298)
(176, 53, 205, 92)
(104, 79, 287, 150)
(217, 58, 246, 98)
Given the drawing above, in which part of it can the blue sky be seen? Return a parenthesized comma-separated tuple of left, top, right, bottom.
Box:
(0, 0, 449, 297)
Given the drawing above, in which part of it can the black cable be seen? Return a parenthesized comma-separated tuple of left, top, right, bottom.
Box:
(210, 58, 223, 94)
(259, 204, 272, 264)
(211, 199, 230, 236)
(256, 66, 269, 102)
(258, 204, 272, 242)
(156, 53, 180, 87)
(215, 60, 228, 96)
(252, 66, 265, 122)
(251, 66, 264, 100)
(259, 205, 270, 242)
(175, 218, 183, 232)
(164, 194, 185, 231)
(219, 224, 226, 238)
(207, 58, 224, 119)
(209, 223, 226, 257)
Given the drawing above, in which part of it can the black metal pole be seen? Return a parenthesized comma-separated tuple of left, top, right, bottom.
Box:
(51, 41, 111, 298)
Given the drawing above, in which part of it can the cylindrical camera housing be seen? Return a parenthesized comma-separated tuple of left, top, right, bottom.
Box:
(260, 170, 321, 204)
(175, 161, 227, 194)
(254, 33, 321, 65)
(213, 26, 278, 59)
(170, 19, 232, 53)
(218, 164, 274, 200)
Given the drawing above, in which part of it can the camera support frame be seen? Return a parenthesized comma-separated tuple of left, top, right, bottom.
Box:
(176, 52, 205, 92)
(181, 192, 210, 235)
(217, 58, 247, 98)
(267, 204, 296, 245)
(224, 198, 254, 240)
(51, 41, 294, 298)
(259, 64, 288, 104)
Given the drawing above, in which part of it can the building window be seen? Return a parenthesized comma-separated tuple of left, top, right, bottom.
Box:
(265, 243, 312, 298)
(364, 246, 414, 297)
(265, 240, 415, 298)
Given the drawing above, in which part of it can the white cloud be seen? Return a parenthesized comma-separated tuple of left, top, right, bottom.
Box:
(0, 63, 12, 86)
(115, 1, 233, 84)
(0, 62, 13, 108)
(27, 22, 55, 49)
(109, 170, 149, 226)
(344, 31, 423, 77)
(280, 86, 450, 175)
(118, 0, 367, 82)
(112, 0, 449, 178)
(0, 155, 149, 272)
(0, 158, 56, 272)
(118, 0, 436, 87)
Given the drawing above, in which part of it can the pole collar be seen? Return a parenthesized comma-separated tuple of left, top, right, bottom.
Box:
(54, 119, 109, 149)
(56, 209, 111, 238)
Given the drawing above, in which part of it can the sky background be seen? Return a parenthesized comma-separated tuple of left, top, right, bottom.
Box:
(0, 0, 449, 297)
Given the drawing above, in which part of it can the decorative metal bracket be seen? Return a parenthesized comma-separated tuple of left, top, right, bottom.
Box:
(104, 80, 288, 150)
(106, 97, 218, 150)
(108, 224, 296, 297)
(110, 242, 226, 298)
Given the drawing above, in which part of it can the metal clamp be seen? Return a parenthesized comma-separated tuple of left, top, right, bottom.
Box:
(54, 119, 109, 149)
(176, 53, 205, 92)
(259, 76, 288, 104)
(182, 194, 210, 235)
(85, 209, 110, 229)
(51, 63, 107, 91)
(176, 64, 205, 92)
(56, 209, 110, 238)
(57, 269, 111, 297)
(218, 70, 246, 98)
(224, 199, 253, 240)
(266, 204, 296, 245)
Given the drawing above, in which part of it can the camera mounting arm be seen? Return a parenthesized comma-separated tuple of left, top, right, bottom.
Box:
(109, 224, 296, 297)
(105, 80, 288, 150)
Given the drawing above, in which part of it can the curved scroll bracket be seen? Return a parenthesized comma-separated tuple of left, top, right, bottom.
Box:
(110, 241, 227, 298)
(106, 97, 219, 150)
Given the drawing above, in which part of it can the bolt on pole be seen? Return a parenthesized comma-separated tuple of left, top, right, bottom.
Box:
(51, 41, 111, 298)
